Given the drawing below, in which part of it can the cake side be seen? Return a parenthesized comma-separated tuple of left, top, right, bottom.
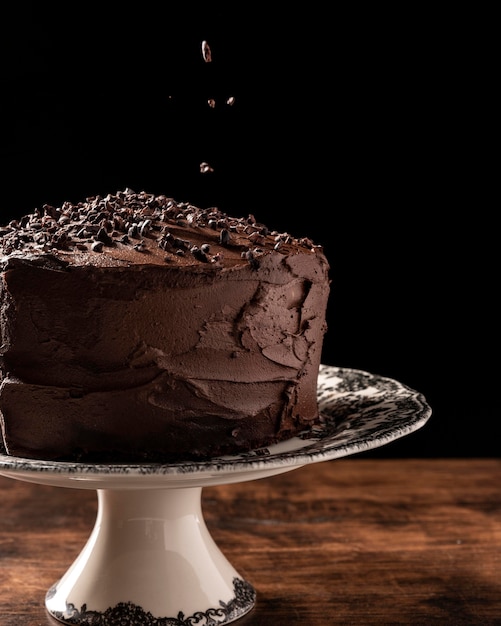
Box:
(0, 189, 330, 462)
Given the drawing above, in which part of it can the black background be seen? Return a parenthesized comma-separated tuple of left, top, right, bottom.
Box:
(1, 4, 496, 457)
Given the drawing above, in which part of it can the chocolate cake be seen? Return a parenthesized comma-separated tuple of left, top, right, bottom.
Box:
(0, 189, 330, 462)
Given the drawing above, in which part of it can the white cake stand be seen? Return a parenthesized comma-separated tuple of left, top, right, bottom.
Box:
(0, 365, 431, 625)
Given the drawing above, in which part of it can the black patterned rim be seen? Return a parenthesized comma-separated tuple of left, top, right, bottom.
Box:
(46, 576, 255, 625)
(0, 365, 432, 476)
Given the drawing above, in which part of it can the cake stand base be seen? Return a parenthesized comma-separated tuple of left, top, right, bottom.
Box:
(45, 486, 255, 625)
(0, 365, 432, 626)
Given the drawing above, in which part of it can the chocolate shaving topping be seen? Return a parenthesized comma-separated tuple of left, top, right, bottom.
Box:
(201, 40, 212, 63)
(0, 189, 322, 267)
(200, 162, 214, 174)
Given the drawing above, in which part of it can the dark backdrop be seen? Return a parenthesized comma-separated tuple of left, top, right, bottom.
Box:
(1, 4, 495, 457)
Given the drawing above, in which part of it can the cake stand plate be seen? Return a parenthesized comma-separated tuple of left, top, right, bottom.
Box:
(0, 365, 431, 625)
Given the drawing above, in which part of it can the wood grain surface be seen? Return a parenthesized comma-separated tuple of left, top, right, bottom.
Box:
(1, 458, 500, 625)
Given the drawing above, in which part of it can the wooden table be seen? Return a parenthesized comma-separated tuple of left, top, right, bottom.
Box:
(1, 458, 500, 625)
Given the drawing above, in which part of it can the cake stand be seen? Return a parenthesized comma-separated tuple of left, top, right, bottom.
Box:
(0, 365, 431, 625)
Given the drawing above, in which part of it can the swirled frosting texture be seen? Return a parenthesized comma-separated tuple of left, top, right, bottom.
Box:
(0, 189, 330, 461)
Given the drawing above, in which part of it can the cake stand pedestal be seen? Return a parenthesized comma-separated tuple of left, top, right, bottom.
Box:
(0, 365, 432, 626)
(2, 458, 298, 625)
(45, 483, 262, 625)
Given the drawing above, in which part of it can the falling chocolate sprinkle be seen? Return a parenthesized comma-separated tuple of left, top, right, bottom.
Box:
(201, 40, 212, 63)
(200, 162, 214, 174)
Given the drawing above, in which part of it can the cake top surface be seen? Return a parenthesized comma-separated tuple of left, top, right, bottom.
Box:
(0, 189, 325, 270)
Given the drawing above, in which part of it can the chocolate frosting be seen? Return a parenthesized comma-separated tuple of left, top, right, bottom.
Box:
(0, 189, 330, 461)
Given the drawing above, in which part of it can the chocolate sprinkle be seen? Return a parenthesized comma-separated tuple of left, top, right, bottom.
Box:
(201, 40, 212, 63)
(0, 189, 322, 268)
